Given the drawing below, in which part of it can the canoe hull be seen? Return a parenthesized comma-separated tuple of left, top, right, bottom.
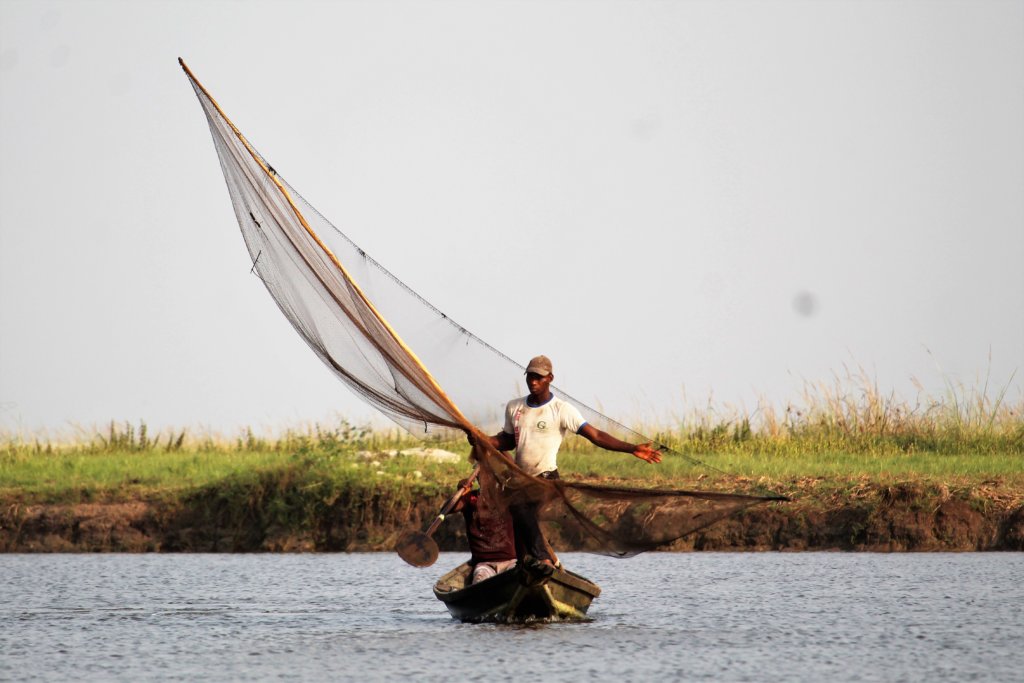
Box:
(433, 561, 601, 623)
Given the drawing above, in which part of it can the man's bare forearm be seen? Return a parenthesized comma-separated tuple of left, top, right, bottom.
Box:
(586, 429, 634, 453)
(489, 431, 516, 451)
(579, 424, 662, 463)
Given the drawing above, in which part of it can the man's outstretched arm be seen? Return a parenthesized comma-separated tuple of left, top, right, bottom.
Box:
(578, 424, 662, 463)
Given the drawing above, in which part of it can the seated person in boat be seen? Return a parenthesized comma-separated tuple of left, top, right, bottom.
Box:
(452, 479, 516, 584)
(471, 355, 661, 569)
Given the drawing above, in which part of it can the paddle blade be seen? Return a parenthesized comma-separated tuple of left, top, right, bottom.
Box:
(395, 531, 439, 567)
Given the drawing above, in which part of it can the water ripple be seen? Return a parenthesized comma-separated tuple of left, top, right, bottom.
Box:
(1, 552, 1021, 681)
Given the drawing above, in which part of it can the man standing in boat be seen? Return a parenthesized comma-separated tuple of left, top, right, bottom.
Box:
(473, 355, 662, 569)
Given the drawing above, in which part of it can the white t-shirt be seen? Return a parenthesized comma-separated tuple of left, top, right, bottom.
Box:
(502, 395, 587, 475)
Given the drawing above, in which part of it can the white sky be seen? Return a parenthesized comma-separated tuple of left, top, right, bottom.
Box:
(1, 0, 1022, 436)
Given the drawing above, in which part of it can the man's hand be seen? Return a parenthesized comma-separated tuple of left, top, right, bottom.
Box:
(467, 430, 515, 452)
(632, 443, 662, 464)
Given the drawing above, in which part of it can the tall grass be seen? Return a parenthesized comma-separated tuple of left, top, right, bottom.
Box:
(0, 418, 463, 503)
(1, 371, 1020, 503)
(608, 366, 1022, 457)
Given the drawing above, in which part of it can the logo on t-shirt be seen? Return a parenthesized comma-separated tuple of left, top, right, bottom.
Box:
(536, 420, 548, 431)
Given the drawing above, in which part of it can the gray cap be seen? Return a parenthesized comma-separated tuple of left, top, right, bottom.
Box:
(525, 355, 553, 376)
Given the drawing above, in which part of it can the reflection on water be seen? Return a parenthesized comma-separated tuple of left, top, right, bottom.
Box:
(2, 552, 1021, 681)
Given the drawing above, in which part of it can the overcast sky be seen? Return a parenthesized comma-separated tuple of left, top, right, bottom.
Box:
(1, 0, 1021, 437)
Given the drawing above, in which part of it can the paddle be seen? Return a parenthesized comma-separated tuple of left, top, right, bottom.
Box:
(395, 464, 481, 567)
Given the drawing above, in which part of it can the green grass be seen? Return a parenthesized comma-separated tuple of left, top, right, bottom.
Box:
(1, 448, 293, 502)
(0, 442, 467, 504)
(2, 428, 1020, 505)
(560, 448, 1022, 483)
(2, 371, 1021, 504)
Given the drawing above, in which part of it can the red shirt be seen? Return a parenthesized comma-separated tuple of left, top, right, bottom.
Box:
(461, 490, 516, 562)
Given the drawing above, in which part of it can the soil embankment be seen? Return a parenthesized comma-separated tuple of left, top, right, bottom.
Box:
(2, 479, 1022, 552)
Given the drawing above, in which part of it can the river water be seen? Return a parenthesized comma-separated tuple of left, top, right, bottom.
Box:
(2, 552, 1021, 682)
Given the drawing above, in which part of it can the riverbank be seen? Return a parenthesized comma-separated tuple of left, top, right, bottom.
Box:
(3, 395, 1021, 552)
(2, 470, 1021, 552)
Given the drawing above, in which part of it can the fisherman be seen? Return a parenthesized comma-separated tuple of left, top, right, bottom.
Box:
(471, 355, 661, 569)
(451, 478, 517, 584)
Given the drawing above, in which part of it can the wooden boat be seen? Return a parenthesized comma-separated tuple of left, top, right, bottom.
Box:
(433, 560, 601, 623)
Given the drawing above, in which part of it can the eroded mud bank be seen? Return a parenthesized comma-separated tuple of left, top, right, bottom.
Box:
(2, 481, 1021, 552)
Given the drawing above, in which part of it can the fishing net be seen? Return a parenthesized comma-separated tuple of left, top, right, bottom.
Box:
(181, 60, 782, 558)
(469, 440, 773, 556)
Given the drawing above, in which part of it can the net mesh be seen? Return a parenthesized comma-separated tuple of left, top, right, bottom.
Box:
(182, 59, 781, 558)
